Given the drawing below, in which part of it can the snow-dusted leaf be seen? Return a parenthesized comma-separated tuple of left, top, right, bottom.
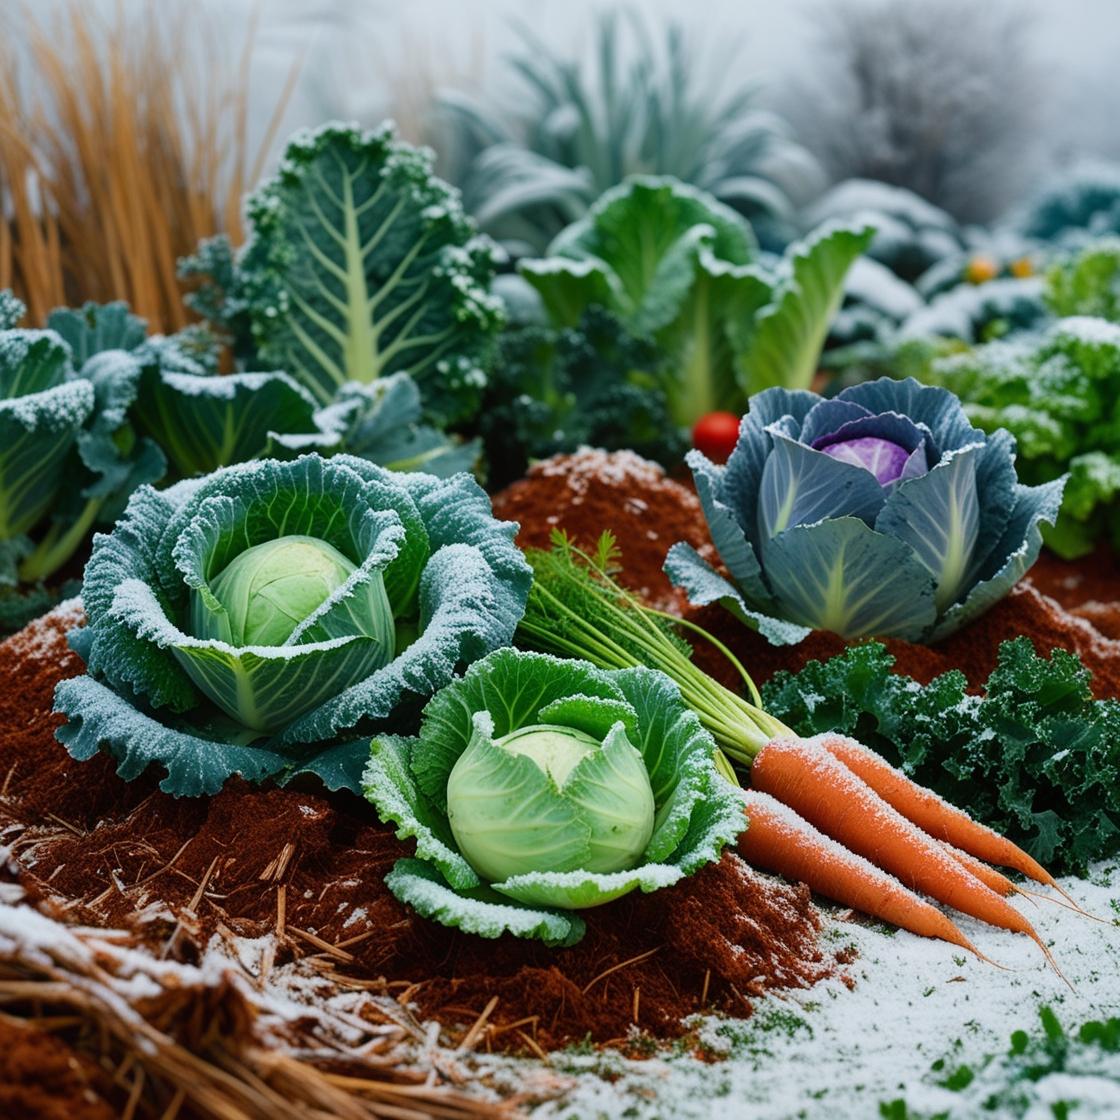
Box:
(386, 858, 585, 947)
(237, 123, 504, 424)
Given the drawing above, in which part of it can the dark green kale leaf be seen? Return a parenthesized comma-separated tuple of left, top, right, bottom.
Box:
(763, 637, 1120, 875)
(479, 305, 684, 489)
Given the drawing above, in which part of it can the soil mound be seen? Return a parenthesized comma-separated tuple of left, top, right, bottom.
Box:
(0, 609, 838, 1055)
(498, 452, 1120, 699)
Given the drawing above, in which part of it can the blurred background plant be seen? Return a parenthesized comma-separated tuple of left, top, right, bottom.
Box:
(785, 0, 1043, 224)
(429, 8, 822, 257)
(0, 1, 298, 329)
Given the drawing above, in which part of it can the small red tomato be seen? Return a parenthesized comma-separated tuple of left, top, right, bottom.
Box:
(692, 411, 741, 463)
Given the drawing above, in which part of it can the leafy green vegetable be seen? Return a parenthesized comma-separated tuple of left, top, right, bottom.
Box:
(763, 638, 1120, 875)
(1045, 238, 1120, 320)
(518, 175, 872, 429)
(184, 123, 505, 426)
(880, 1006, 1120, 1119)
(53, 453, 531, 796)
(362, 646, 745, 945)
(478, 304, 682, 487)
(927, 316, 1120, 557)
(669, 378, 1063, 644)
(0, 296, 166, 626)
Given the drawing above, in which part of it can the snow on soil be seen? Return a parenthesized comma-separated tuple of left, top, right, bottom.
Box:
(484, 862, 1120, 1119)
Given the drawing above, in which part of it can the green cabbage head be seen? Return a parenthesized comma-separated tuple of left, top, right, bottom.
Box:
(363, 647, 745, 946)
(53, 453, 531, 795)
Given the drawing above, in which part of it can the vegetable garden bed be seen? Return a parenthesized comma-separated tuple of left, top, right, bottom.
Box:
(0, 452, 1117, 1117)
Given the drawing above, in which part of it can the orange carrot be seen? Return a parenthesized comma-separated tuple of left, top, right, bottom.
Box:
(739, 791, 987, 958)
(941, 842, 1018, 898)
(751, 738, 1061, 971)
(820, 734, 1063, 891)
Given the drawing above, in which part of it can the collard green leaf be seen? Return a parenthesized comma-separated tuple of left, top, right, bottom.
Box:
(134, 360, 322, 478)
(736, 222, 874, 395)
(303, 373, 479, 478)
(237, 122, 504, 424)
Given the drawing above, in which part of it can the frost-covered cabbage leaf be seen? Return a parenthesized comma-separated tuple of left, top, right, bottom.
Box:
(927, 316, 1120, 557)
(53, 453, 531, 796)
(899, 277, 1047, 344)
(519, 176, 871, 428)
(66, 308, 477, 483)
(763, 638, 1120, 875)
(186, 122, 505, 426)
(363, 647, 744, 946)
(0, 297, 172, 630)
(667, 378, 1064, 644)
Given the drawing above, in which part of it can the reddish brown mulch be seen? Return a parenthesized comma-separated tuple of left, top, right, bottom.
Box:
(0, 1018, 119, 1120)
(492, 448, 715, 613)
(0, 610, 839, 1056)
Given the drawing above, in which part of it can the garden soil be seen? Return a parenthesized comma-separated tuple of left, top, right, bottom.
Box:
(494, 451, 1120, 700)
(0, 1018, 119, 1120)
(0, 609, 840, 1056)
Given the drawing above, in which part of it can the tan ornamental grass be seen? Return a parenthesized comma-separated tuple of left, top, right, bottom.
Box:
(0, 1, 299, 330)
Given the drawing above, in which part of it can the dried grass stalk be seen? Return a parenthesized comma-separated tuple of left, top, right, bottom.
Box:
(0, 1, 299, 329)
(0, 894, 540, 1119)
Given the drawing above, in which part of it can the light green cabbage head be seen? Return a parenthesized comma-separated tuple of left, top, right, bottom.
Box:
(363, 647, 745, 946)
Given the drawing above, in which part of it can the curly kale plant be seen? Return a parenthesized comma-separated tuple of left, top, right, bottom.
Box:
(928, 317, 1120, 557)
(763, 639, 1120, 875)
(668, 379, 1064, 644)
(363, 647, 744, 946)
(182, 122, 505, 426)
(53, 453, 530, 796)
(479, 304, 681, 488)
(518, 175, 872, 431)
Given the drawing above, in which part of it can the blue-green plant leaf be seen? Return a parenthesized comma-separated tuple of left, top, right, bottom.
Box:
(930, 477, 1065, 641)
(764, 516, 938, 640)
(875, 445, 982, 611)
(0, 330, 95, 538)
(54, 674, 292, 796)
(48, 301, 147, 364)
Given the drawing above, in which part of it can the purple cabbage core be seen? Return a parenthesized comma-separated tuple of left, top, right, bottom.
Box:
(819, 435, 911, 485)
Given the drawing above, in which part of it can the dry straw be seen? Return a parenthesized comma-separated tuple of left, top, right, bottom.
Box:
(0, 1, 299, 330)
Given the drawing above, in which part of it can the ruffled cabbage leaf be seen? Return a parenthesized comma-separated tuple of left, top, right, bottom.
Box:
(53, 453, 531, 796)
(363, 647, 744, 946)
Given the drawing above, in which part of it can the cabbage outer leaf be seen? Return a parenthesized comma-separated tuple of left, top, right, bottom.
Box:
(387, 859, 586, 948)
(930, 477, 1065, 641)
(362, 649, 745, 944)
(0, 331, 95, 537)
(54, 674, 293, 796)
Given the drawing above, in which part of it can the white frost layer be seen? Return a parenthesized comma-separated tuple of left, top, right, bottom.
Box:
(485, 861, 1120, 1119)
